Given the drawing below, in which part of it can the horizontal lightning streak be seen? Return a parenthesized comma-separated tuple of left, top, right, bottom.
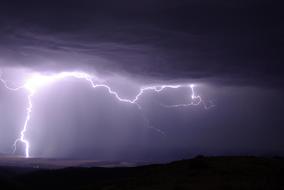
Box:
(0, 71, 205, 158)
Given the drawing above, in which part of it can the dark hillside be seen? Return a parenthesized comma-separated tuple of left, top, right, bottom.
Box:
(0, 156, 284, 190)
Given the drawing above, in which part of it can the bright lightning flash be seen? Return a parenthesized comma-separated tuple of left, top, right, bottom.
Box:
(0, 71, 205, 158)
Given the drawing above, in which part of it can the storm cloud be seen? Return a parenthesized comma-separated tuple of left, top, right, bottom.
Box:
(0, 0, 283, 86)
(0, 0, 283, 161)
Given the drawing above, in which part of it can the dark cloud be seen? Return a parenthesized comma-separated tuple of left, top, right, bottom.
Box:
(0, 0, 283, 87)
(0, 0, 284, 161)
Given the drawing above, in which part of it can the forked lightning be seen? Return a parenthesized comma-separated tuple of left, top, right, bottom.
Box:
(1, 71, 204, 158)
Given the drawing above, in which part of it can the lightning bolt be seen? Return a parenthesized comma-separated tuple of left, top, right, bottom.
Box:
(0, 71, 207, 158)
(161, 84, 215, 109)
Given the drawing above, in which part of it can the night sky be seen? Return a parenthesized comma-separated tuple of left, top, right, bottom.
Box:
(0, 0, 283, 162)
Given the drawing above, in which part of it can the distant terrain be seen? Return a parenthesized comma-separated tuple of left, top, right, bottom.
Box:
(0, 156, 283, 190)
(0, 155, 138, 169)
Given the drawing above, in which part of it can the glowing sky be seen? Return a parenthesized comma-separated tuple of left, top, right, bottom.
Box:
(0, 0, 283, 161)
(2, 70, 209, 158)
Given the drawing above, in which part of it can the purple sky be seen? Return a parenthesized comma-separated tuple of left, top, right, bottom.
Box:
(0, 0, 283, 161)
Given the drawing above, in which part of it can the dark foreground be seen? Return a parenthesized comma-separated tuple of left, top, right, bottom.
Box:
(0, 156, 284, 190)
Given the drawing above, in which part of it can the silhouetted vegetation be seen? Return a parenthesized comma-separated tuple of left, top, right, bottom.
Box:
(0, 156, 284, 189)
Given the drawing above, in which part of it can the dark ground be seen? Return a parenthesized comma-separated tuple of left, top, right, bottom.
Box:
(0, 156, 284, 190)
